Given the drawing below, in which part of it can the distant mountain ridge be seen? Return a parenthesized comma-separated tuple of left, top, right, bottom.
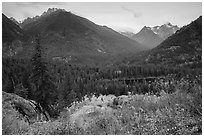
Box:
(2, 8, 146, 65)
(9, 17, 20, 26)
(2, 14, 24, 43)
(132, 23, 179, 49)
(3, 8, 200, 67)
(20, 8, 66, 28)
(129, 16, 202, 68)
(132, 26, 163, 49)
(2, 14, 27, 57)
(151, 22, 179, 39)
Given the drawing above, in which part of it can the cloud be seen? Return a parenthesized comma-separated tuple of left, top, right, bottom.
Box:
(122, 6, 142, 18)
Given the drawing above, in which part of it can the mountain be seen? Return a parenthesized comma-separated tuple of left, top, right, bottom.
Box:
(151, 22, 179, 39)
(20, 8, 66, 28)
(130, 16, 202, 68)
(132, 23, 179, 49)
(120, 31, 135, 38)
(2, 14, 24, 43)
(9, 17, 20, 26)
(2, 14, 28, 57)
(132, 26, 163, 49)
(16, 8, 145, 65)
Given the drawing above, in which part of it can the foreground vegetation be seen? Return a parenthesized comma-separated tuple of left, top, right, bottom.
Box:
(2, 75, 202, 135)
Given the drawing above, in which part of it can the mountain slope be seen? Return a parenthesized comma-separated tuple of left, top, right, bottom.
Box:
(132, 23, 179, 49)
(9, 17, 20, 26)
(2, 14, 27, 57)
(132, 26, 163, 49)
(120, 31, 135, 38)
(151, 23, 179, 39)
(18, 8, 146, 65)
(2, 14, 24, 43)
(130, 16, 202, 68)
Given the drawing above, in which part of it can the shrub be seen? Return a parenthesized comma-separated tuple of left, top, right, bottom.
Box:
(2, 107, 29, 135)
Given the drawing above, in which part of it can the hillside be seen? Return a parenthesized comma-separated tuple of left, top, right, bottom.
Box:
(2, 14, 28, 57)
(129, 16, 202, 68)
(2, 14, 24, 43)
(151, 23, 179, 40)
(9, 17, 20, 26)
(132, 26, 163, 49)
(132, 23, 179, 49)
(14, 8, 146, 65)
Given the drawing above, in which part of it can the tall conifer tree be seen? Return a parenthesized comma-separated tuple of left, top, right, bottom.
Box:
(30, 35, 56, 119)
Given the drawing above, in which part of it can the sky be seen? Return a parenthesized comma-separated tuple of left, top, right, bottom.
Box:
(2, 2, 202, 33)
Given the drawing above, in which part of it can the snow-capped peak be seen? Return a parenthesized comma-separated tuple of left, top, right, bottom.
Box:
(141, 22, 180, 39)
(42, 8, 66, 16)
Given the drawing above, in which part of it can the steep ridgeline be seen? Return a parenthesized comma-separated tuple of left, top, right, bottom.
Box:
(20, 8, 66, 28)
(132, 26, 163, 49)
(130, 16, 202, 68)
(18, 8, 146, 65)
(132, 23, 179, 49)
(2, 14, 24, 43)
(151, 22, 179, 40)
(2, 14, 27, 57)
(9, 17, 20, 26)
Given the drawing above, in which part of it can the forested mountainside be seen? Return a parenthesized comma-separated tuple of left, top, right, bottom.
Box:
(129, 16, 202, 69)
(2, 8, 146, 65)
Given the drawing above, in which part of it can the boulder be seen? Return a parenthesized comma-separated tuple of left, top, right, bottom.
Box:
(2, 91, 48, 124)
